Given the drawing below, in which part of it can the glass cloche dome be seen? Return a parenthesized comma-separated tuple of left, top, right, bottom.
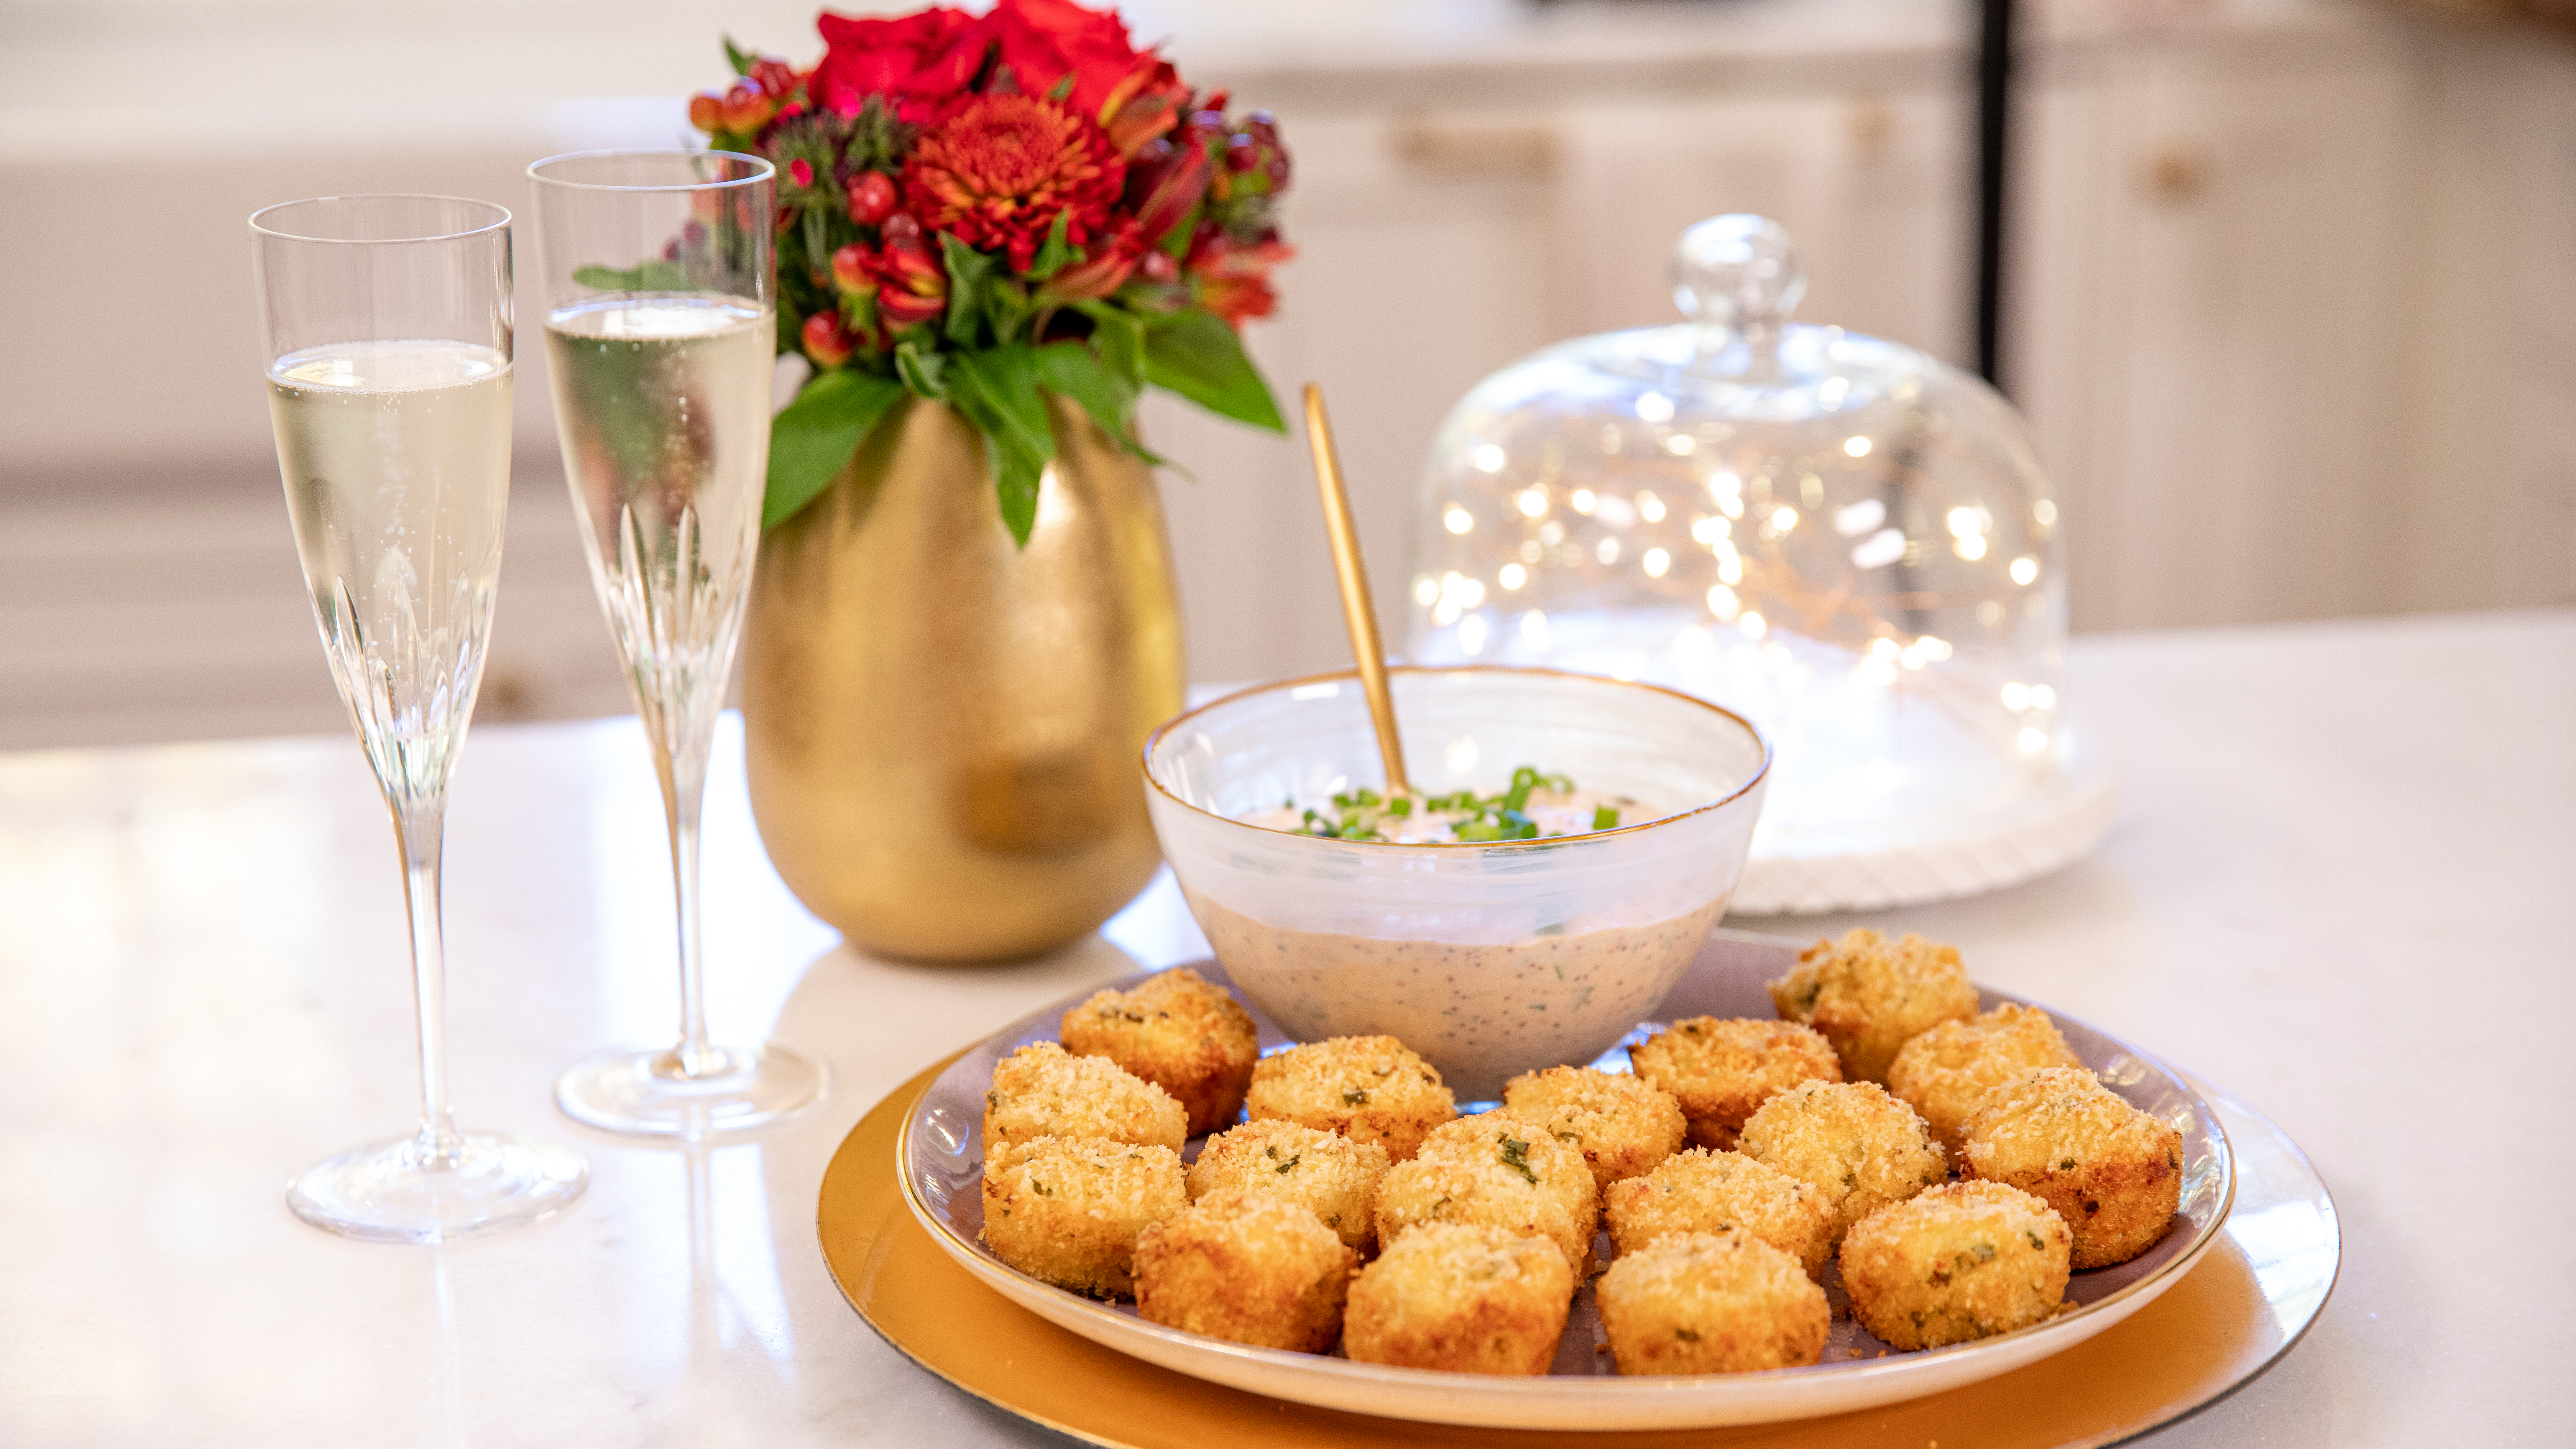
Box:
(1406, 216, 2111, 911)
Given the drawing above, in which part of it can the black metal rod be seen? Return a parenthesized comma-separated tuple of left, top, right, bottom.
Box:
(1975, 0, 2014, 393)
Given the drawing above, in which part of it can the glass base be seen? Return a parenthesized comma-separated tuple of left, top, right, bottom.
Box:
(287, 1130, 588, 1244)
(554, 1042, 829, 1137)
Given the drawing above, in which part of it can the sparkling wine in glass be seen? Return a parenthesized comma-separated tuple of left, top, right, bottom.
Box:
(528, 150, 827, 1136)
(251, 195, 587, 1240)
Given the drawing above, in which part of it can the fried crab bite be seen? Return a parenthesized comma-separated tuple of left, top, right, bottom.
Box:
(1134, 1188, 1357, 1352)
(1767, 928, 1980, 1084)
(1501, 1065, 1688, 1192)
(1839, 1180, 2073, 1350)
(1342, 1222, 1574, 1375)
(979, 1135, 1186, 1298)
(982, 1042, 1187, 1160)
(1061, 968, 1261, 1136)
(1628, 1016, 1844, 1151)
(1375, 1111, 1600, 1278)
(1602, 1147, 1836, 1279)
(1184, 1118, 1391, 1253)
(1886, 1003, 2086, 1152)
(1738, 1079, 1948, 1249)
(1245, 1035, 1457, 1161)
(1960, 1066, 2183, 1268)
(1597, 1229, 1831, 1375)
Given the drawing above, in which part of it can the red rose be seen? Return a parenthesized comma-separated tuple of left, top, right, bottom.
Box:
(980, 0, 1162, 127)
(809, 8, 987, 118)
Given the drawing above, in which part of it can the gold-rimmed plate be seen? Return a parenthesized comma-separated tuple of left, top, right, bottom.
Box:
(889, 931, 2234, 1432)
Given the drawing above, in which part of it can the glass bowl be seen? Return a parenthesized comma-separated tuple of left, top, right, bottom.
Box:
(1140, 665, 1769, 1098)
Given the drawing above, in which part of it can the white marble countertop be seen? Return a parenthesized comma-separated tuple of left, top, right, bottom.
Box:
(3, 608, 2569, 1446)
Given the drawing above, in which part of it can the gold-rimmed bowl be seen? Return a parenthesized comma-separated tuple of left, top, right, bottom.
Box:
(1142, 665, 1769, 1098)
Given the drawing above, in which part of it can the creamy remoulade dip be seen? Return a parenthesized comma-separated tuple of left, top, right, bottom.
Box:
(1187, 889, 1730, 1101)
(1240, 770, 1648, 846)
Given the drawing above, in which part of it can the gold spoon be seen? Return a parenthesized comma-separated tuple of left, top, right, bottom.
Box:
(1301, 384, 1411, 797)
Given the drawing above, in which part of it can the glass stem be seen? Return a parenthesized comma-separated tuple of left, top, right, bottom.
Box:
(660, 731, 719, 1079)
(394, 801, 463, 1166)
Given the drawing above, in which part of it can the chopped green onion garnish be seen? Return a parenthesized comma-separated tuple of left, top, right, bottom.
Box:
(1593, 805, 1619, 831)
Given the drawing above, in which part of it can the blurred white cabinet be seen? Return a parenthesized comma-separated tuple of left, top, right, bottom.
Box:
(3, 0, 2568, 750)
(2011, 17, 2421, 632)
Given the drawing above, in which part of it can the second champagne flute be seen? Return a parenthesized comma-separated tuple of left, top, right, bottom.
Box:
(528, 149, 827, 1136)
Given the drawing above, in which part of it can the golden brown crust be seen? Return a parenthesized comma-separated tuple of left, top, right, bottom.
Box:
(1602, 1147, 1836, 1278)
(1501, 1066, 1688, 1193)
(1374, 1111, 1600, 1278)
(1184, 1118, 1392, 1253)
(1597, 1229, 1830, 1375)
(1767, 929, 1979, 1084)
(979, 1135, 1186, 1298)
(1061, 969, 1261, 1136)
(1342, 1222, 1574, 1375)
(1134, 1188, 1357, 1352)
(1245, 1036, 1457, 1161)
(983, 1042, 1188, 1161)
(1738, 1079, 1947, 1249)
(1628, 1016, 1843, 1158)
(1960, 1067, 2182, 1268)
(1839, 1180, 2072, 1349)
(1885, 1004, 2085, 1152)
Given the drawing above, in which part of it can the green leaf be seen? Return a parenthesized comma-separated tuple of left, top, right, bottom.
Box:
(939, 234, 997, 348)
(573, 260, 692, 293)
(1070, 300, 1147, 388)
(764, 370, 905, 529)
(944, 346, 1056, 546)
(1046, 74, 1076, 102)
(723, 35, 756, 77)
(894, 339, 948, 400)
(1031, 342, 1167, 467)
(1144, 308, 1285, 432)
(1028, 210, 1079, 282)
(986, 278, 1033, 348)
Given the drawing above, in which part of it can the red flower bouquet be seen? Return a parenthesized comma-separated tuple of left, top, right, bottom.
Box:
(689, 0, 1293, 541)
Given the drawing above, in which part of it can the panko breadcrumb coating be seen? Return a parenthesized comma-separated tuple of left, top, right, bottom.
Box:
(1738, 1080, 1947, 1248)
(1602, 1148, 1836, 1279)
(1501, 1066, 1687, 1192)
(1886, 1004, 2086, 1152)
(1061, 969, 1261, 1136)
(1342, 1222, 1574, 1375)
(1245, 1036, 1457, 1161)
(1185, 1119, 1391, 1253)
(1597, 1229, 1830, 1375)
(1375, 1111, 1600, 1277)
(983, 1043, 1187, 1161)
(1839, 1180, 2072, 1350)
(980, 1135, 1186, 1298)
(1961, 1066, 2182, 1268)
(1767, 929, 1979, 1084)
(1134, 1188, 1357, 1351)
(1629, 1017, 1844, 1151)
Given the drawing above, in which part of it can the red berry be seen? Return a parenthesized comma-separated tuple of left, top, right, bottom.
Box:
(847, 171, 897, 227)
(830, 244, 875, 296)
(801, 311, 853, 368)
(788, 158, 815, 189)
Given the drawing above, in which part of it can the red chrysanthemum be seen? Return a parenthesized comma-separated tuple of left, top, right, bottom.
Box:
(902, 92, 1125, 272)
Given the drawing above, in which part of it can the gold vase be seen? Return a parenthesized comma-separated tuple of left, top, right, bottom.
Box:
(740, 394, 1183, 962)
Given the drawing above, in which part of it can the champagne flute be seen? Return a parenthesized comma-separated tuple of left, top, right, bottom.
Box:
(252, 194, 588, 1241)
(527, 150, 827, 1136)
